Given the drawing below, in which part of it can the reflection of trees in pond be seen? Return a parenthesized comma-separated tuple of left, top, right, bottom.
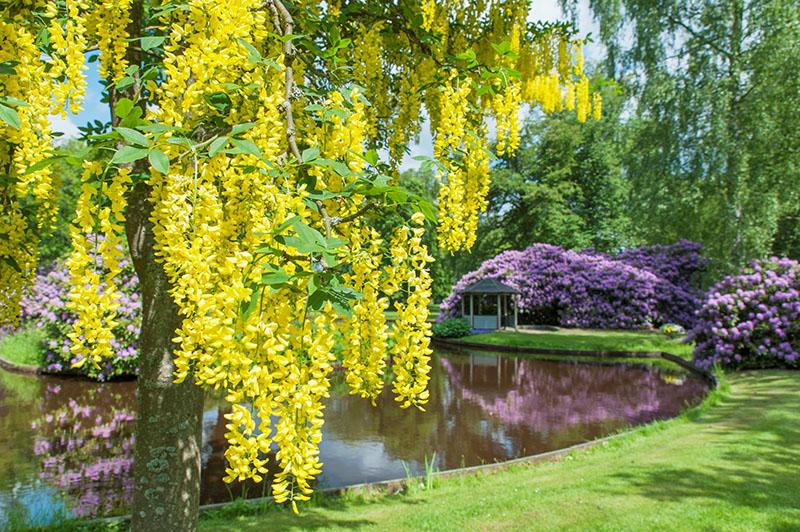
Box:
(441, 355, 706, 444)
(323, 354, 706, 471)
(32, 381, 136, 518)
(322, 362, 444, 465)
(0, 371, 43, 520)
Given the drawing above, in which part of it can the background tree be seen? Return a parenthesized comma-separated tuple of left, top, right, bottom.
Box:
(565, 0, 800, 274)
(440, 78, 632, 279)
(1, 1, 600, 528)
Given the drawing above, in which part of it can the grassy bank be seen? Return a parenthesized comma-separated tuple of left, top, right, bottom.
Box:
(0, 327, 44, 367)
(200, 371, 800, 531)
(462, 329, 694, 359)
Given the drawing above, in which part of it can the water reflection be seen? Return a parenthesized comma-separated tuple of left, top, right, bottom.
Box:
(0, 351, 707, 524)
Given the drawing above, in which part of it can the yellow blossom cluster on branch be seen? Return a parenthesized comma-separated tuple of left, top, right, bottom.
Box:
(1, 0, 604, 511)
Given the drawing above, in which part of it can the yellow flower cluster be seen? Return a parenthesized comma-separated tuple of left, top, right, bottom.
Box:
(0, 9, 62, 326)
(352, 23, 387, 140)
(65, 162, 131, 369)
(421, 0, 437, 32)
(341, 230, 389, 403)
(85, 0, 132, 83)
(48, 0, 89, 115)
(386, 213, 434, 410)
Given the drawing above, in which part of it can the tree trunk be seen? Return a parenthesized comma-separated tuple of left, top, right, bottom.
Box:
(126, 182, 205, 531)
(725, 0, 746, 268)
(111, 2, 204, 529)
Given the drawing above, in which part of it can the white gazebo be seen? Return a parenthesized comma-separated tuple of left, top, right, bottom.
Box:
(460, 278, 520, 330)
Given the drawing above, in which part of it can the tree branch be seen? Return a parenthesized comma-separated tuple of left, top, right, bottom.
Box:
(330, 201, 376, 226)
(666, 15, 735, 62)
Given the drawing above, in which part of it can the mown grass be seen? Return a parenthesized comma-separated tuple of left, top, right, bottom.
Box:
(464, 329, 694, 359)
(0, 327, 44, 367)
(196, 370, 800, 531)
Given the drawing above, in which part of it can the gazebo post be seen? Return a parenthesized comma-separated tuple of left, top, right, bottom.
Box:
(514, 295, 519, 331)
(470, 294, 474, 328)
(496, 293, 501, 330)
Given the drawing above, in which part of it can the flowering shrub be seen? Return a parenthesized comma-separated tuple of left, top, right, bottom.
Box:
(690, 258, 799, 369)
(19, 241, 141, 381)
(439, 242, 705, 329)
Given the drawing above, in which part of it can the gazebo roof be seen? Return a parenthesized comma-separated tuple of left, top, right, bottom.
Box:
(462, 278, 520, 295)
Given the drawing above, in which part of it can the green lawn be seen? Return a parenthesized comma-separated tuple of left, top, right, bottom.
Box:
(200, 371, 800, 531)
(463, 329, 694, 359)
(0, 327, 44, 367)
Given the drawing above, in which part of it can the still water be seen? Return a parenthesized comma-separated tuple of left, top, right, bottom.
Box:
(0, 350, 707, 525)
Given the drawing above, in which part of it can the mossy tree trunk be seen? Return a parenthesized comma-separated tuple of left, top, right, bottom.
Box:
(125, 181, 205, 531)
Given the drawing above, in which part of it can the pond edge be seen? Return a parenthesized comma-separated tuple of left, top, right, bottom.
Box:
(0, 353, 40, 376)
(80, 341, 718, 527)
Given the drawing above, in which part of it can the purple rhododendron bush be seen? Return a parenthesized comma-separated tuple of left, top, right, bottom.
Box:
(690, 258, 799, 369)
(14, 242, 141, 381)
(439, 241, 706, 329)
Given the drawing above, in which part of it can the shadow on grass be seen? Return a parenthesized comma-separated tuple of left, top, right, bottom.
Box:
(200, 488, 428, 531)
(607, 371, 800, 520)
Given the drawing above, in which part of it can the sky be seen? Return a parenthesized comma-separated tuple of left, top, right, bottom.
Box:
(49, 0, 602, 170)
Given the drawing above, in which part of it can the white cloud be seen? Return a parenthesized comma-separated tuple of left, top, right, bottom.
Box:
(528, 1, 564, 23)
(48, 113, 81, 140)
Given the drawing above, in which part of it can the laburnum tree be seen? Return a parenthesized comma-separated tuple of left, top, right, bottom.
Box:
(1, 0, 600, 529)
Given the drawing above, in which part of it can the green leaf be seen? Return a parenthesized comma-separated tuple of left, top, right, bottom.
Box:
(23, 155, 64, 175)
(117, 127, 149, 147)
(261, 269, 291, 286)
(148, 149, 170, 174)
(302, 145, 320, 163)
(236, 37, 262, 61)
(112, 146, 149, 164)
(116, 76, 134, 91)
(0, 60, 18, 75)
(114, 98, 135, 119)
(272, 215, 301, 235)
(231, 122, 255, 136)
(0, 103, 20, 129)
(364, 149, 379, 166)
(0, 96, 27, 107)
(416, 198, 438, 223)
(140, 36, 167, 51)
(2, 256, 22, 274)
(204, 92, 232, 114)
(309, 157, 352, 177)
(119, 106, 144, 127)
(231, 138, 262, 158)
(141, 66, 159, 82)
(208, 136, 228, 157)
(284, 219, 326, 253)
(240, 284, 261, 322)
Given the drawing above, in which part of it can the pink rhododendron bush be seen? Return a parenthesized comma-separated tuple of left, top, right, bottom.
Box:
(439, 241, 706, 329)
(690, 258, 799, 369)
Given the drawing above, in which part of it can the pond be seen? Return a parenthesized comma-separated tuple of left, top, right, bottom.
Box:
(0, 350, 707, 526)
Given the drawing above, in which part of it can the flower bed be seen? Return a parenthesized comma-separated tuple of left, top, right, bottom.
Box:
(690, 258, 799, 369)
(439, 241, 706, 329)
